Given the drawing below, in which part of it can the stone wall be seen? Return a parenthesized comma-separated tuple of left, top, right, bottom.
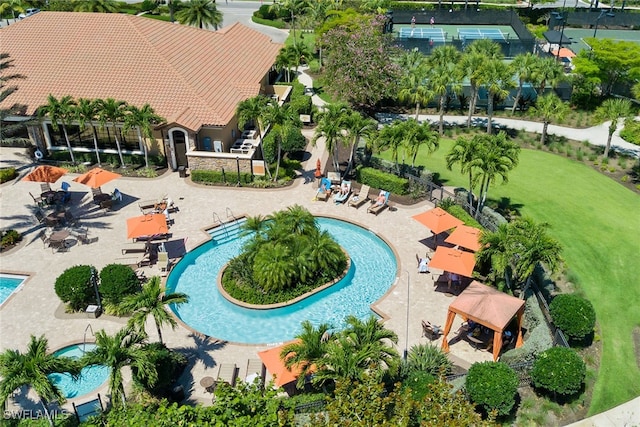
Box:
(187, 154, 253, 174)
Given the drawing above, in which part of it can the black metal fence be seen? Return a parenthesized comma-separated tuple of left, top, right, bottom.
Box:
(567, 10, 640, 28)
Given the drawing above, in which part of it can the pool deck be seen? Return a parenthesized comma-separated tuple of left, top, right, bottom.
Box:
(0, 141, 493, 411)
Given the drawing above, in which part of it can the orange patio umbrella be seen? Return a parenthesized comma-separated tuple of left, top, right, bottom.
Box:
(444, 224, 482, 252)
(126, 214, 168, 240)
(21, 165, 68, 183)
(428, 246, 476, 278)
(258, 340, 306, 387)
(73, 167, 121, 189)
(412, 207, 463, 242)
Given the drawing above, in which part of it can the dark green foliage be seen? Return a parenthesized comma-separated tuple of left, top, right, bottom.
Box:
(47, 151, 165, 168)
(254, 4, 279, 20)
(404, 343, 452, 377)
(549, 294, 596, 341)
(403, 370, 436, 401)
(441, 203, 483, 229)
(223, 206, 347, 304)
(140, 0, 157, 13)
(131, 343, 187, 396)
(466, 361, 519, 417)
(54, 265, 95, 311)
(531, 347, 586, 397)
(357, 166, 409, 195)
(620, 119, 640, 146)
(1, 229, 21, 248)
(190, 169, 253, 185)
(99, 264, 139, 306)
(0, 167, 16, 183)
(280, 126, 307, 154)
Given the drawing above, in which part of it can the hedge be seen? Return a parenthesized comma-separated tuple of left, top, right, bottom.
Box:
(531, 347, 586, 397)
(357, 167, 409, 195)
(55, 265, 96, 312)
(0, 168, 16, 184)
(251, 16, 286, 29)
(466, 361, 519, 417)
(191, 169, 254, 185)
(99, 264, 140, 306)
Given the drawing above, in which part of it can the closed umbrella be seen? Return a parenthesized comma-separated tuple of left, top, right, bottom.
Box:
(73, 167, 121, 189)
(22, 165, 67, 183)
(444, 225, 482, 252)
(412, 207, 464, 244)
(428, 246, 476, 278)
(126, 214, 168, 240)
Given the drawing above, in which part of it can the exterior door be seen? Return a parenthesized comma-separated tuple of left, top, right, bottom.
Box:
(172, 130, 188, 168)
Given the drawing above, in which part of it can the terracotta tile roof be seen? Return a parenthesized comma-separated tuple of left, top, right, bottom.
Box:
(0, 12, 282, 131)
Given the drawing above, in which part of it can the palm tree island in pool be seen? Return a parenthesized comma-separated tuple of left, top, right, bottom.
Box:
(222, 205, 348, 305)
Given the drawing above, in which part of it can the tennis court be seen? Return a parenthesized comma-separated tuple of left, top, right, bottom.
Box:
(562, 28, 640, 53)
(457, 28, 511, 41)
(398, 27, 447, 42)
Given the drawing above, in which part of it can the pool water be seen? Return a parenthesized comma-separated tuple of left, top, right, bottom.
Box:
(49, 344, 109, 399)
(0, 274, 27, 306)
(166, 217, 397, 344)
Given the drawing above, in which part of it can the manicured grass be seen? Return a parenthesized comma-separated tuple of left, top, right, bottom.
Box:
(378, 140, 640, 414)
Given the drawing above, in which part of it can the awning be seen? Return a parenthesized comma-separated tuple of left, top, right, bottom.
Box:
(543, 30, 573, 45)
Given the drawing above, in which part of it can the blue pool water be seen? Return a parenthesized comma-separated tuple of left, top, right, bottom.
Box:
(49, 344, 109, 399)
(166, 217, 397, 344)
(0, 274, 27, 306)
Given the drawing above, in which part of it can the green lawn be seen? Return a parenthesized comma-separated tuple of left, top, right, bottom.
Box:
(379, 140, 640, 414)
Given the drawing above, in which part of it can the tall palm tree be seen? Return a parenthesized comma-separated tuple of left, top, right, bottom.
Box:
(72, 0, 120, 13)
(397, 51, 431, 121)
(510, 52, 537, 114)
(270, 0, 308, 48)
(176, 0, 223, 30)
(342, 315, 399, 370)
(532, 56, 564, 96)
(0, 0, 24, 20)
(81, 328, 158, 408)
(378, 121, 405, 170)
(0, 53, 27, 140)
(446, 135, 483, 209)
(236, 95, 270, 140)
(280, 321, 333, 389)
(595, 98, 632, 158)
(124, 104, 165, 168)
(482, 58, 514, 134)
(75, 98, 102, 166)
(117, 277, 188, 345)
(529, 93, 570, 145)
(313, 103, 348, 173)
(37, 95, 77, 163)
(263, 102, 300, 181)
(0, 335, 81, 427)
(404, 120, 439, 168)
(427, 65, 460, 136)
(343, 109, 377, 176)
(96, 98, 127, 167)
(281, 43, 312, 75)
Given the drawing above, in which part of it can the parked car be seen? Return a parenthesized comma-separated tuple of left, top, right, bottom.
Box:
(19, 8, 40, 19)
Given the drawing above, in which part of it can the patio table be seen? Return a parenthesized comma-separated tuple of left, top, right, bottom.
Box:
(49, 230, 70, 252)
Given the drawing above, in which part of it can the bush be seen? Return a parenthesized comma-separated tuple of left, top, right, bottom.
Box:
(405, 343, 452, 377)
(466, 361, 519, 417)
(1, 229, 22, 249)
(531, 347, 586, 397)
(191, 169, 253, 185)
(251, 16, 286, 29)
(132, 343, 188, 396)
(55, 265, 96, 311)
(402, 370, 435, 401)
(357, 167, 409, 195)
(99, 264, 140, 306)
(549, 293, 596, 342)
(620, 119, 640, 146)
(0, 167, 16, 183)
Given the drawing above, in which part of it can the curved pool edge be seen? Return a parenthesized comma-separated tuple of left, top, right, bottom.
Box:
(50, 341, 110, 401)
(165, 214, 402, 347)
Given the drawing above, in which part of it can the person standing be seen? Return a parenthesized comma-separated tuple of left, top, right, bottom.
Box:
(430, 16, 435, 27)
(411, 16, 416, 28)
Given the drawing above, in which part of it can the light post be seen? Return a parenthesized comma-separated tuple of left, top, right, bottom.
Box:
(551, 11, 567, 62)
(235, 157, 241, 187)
(593, 10, 615, 38)
(90, 267, 101, 308)
(404, 270, 410, 360)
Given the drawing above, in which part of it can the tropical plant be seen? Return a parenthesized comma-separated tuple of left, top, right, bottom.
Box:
(280, 320, 332, 389)
(0, 53, 28, 139)
(124, 104, 165, 168)
(0, 335, 81, 427)
(531, 347, 586, 398)
(529, 92, 570, 145)
(549, 294, 596, 341)
(401, 119, 439, 168)
(312, 102, 348, 173)
(343, 109, 377, 176)
(269, 0, 308, 47)
(378, 120, 405, 170)
(96, 98, 127, 167)
(81, 328, 158, 407)
(37, 95, 77, 163)
(482, 58, 514, 134)
(595, 98, 632, 158)
(72, 0, 120, 13)
(466, 361, 519, 417)
(99, 264, 140, 307)
(446, 134, 483, 208)
(0, 1, 25, 20)
(75, 98, 102, 166)
(397, 49, 431, 120)
(531, 56, 564, 95)
(236, 95, 270, 140)
(405, 343, 452, 377)
(263, 102, 300, 181)
(510, 52, 538, 114)
(176, 0, 223, 29)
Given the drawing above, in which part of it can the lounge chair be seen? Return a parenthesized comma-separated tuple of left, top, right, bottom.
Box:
(348, 184, 370, 209)
(121, 242, 148, 255)
(157, 251, 170, 272)
(367, 191, 390, 215)
(315, 177, 332, 202)
(422, 320, 442, 340)
(217, 363, 238, 387)
(245, 359, 266, 386)
(333, 180, 351, 204)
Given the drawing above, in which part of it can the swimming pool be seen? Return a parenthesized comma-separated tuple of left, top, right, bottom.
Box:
(0, 273, 27, 307)
(49, 344, 109, 399)
(166, 217, 397, 344)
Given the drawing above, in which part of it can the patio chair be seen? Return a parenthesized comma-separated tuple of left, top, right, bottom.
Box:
(38, 229, 50, 248)
(29, 192, 45, 208)
(422, 320, 442, 341)
(315, 178, 332, 202)
(348, 184, 371, 209)
(245, 359, 266, 386)
(333, 180, 351, 204)
(217, 363, 238, 387)
(33, 209, 45, 225)
(40, 183, 51, 193)
(367, 191, 390, 215)
(157, 251, 170, 272)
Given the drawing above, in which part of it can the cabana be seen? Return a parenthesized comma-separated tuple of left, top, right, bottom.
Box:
(441, 281, 525, 361)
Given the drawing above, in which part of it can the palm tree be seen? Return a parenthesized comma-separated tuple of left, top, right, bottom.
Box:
(404, 120, 439, 168)
(116, 277, 188, 345)
(81, 328, 158, 407)
(124, 104, 165, 168)
(460, 40, 503, 127)
(342, 315, 399, 370)
(595, 98, 632, 158)
(253, 242, 296, 291)
(0, 53, 27, 139)
(96, 98, 127, 167)
(313, 103, 348, 173)
(0, 0, 25, 20)
(427, 64, 460, 136)
(378, 121, 405, 170)
(269, 0, 308, 48)
(446, 135, 483, 209)
(397, 51, 431, 121)
(532, 56, 564, 95)
(280, 320, 333, 389)
(0, 335, 81, 427)
(632, 82, 640, 101)
(281, 43, 312, 75)
(263, 102, 300, 181)
(72, 0, 120, 13)
(176, 0, 223, 30)
(75, 98, 102, 166)
(237, 95, 270, 140)
(510, 53, 537, 114)
(529, 93, 570, 145)
(482, 58, 514, 134)
(343, 109, 377, 176)
(37, 95, 77, 163)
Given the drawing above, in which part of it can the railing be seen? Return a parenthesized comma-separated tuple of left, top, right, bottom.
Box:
(82, 323, 94, 353)
(294, 399, 326, 414)
(211, 212, 228, 239)
(225, 207, 237, 224)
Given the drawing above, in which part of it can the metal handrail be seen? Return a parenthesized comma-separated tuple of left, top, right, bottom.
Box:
(212, 212, 228, 239)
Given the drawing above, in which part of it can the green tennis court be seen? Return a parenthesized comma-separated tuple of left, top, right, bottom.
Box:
(563, 28, 640, 53)
(394, 24, 516, 42)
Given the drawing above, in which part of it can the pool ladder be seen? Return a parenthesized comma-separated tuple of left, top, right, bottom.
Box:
(212, 208, 239, 240)
(82, 323, 94, 354)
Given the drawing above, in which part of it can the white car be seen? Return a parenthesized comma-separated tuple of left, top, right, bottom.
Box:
(19, 8, 40, 19)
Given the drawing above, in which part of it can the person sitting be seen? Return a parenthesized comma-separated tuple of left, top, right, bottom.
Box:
(314, 178, 332, 200)
(111, 188, 123, 202)
(339, 181, 349, 195)
(417, 253, 430, 273)
(373, 191, 386, 207)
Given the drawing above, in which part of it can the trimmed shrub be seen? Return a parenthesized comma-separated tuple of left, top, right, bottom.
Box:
(620, 119, 640, 146)
(99, 264, 140, 306)
(357, 167, 409, 195)
(1, 229, 22, 249)
(251, 16, 286, 29)
(466, 361, 519, 417)
(402, 370, 435, 401)
(549, 294, 596, 342)
(531, 347, 586, 397)
(405, 343, 452, 377)
(191, 169, 253, 185)
(55, 265, 96, 311)
(0, 168, 16, 184)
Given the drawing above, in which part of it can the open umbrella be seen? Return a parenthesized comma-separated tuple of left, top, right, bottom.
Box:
(126, 214, 168, 240)
(73, 167, 121, 189)
(444, 225, 482, 252)
(21, 165, 68, 183)
(258, 340, 307, 387)
(428, 246, 476, 278)
(412, 207, 464, 244)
